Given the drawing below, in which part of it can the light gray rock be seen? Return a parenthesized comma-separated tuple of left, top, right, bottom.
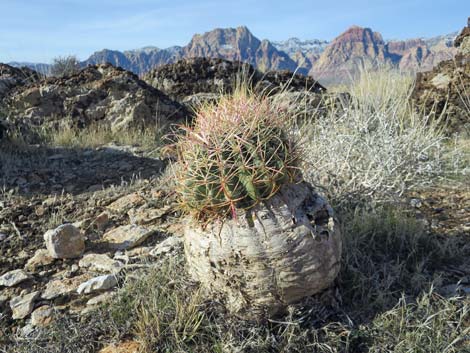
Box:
(44, 224, 85, 259)
(86, 292, 116, 306)
(150, 236, 182, 257)
(79, 253, 123, 273)
(20, 323, 37, 337)
(24, 249, 55, 271)
(103, 224, 152, 250)
(9, 291, 40, 319)
(31, 305, 54, 327)
(77, 275, 117, 295)
(41, 274, 92, 300)
(0, 269, 32, 287)
(410, 198, 423, 208)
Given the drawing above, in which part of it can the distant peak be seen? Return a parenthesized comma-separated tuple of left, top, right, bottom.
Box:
(333, 25, 383, 44)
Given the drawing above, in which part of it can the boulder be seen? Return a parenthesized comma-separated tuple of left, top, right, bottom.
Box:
(44, 224, 85, 259)
(454, 17, 470, 54)
(0, 63, 40, 99)
(143, 57, 325, 103)
(411, 20, 470, 135)
(2, 64, 188, 135)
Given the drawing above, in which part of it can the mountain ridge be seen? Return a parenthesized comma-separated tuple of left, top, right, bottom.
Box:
(7, 25, 458, 84)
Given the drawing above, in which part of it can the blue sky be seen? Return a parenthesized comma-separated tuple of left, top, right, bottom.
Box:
(0, 0, 468, 63)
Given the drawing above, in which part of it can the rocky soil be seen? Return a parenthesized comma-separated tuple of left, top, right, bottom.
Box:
(0, 140, 468, 351)
(0, 146, 183, 347)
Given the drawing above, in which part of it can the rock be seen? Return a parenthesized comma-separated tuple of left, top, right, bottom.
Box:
(107, 193, 145, 213)
(0, 63, 41, 99)
(31, 305, 54, 327)
(0, 233, 7, 241)
(79, 253, 123, 273)
(181, 93, 220, 109)
(150, 236, 182, 257)
(125, 246, 152, 258)
(412, 19, 470, 135)
(42, 274, 92, 300)
(86, 292, 116, 306)
(9, 291, 40, 320)
(19, 323, 36, 337)
(99, 341, 141, 353)
(103, 224, 153, 251)
(3, 64, 188, 137)
(90, 212, 110, 231)
(143, 57, 324, 103)
(44, 224, 85, 259)
(454, 17, 470, 54)
(77, 275, 117, 295)
(24, 249, 55, 271)
(410, 198, 423, 208)
(127, 204, 174, 225)
(0, 269, 32, 287)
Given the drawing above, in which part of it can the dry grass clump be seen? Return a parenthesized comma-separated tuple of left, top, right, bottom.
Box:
(1, 121, 167, 154)
(41, 124, 166, 152)
(173, 88, 300, 221)
(301, 68, 450, 206)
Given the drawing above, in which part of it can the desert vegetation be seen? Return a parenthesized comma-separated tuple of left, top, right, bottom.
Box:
(3, 67, 469, 353)
(50, 55, 81, 78)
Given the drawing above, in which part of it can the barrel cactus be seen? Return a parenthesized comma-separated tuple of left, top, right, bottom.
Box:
(175, 89, 342, 319)
(175, 91, 300, 221)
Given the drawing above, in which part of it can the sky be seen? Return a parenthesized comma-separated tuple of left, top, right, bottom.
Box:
(0, 0, 469, 63)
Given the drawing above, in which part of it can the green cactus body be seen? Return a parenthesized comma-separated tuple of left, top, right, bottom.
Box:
(176, 92, 299, 221)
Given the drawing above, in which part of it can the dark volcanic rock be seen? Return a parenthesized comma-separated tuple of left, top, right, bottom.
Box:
(2, 63, 188, 134)
(143, 57, 325, 102)
(454, 17, 470, 54)
(412, 20, 470, 135)
(0, 63, 41, 99)
(143, 58, 257, 101)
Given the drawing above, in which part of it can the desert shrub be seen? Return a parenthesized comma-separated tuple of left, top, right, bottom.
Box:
(173, 87, 300, 220)
(50, 55, 80, 77)
(301, 68, 448, 206)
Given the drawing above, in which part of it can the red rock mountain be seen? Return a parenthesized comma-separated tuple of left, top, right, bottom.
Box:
(183, 26, 299, 72)
(310, 26, 457, 84)
(311, 26, 389, 82)
(83, 26, 300, 75)
(12, 26, 457, 85)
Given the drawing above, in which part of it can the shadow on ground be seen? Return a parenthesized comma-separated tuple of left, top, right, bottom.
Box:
(0, 142, 166, 196)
